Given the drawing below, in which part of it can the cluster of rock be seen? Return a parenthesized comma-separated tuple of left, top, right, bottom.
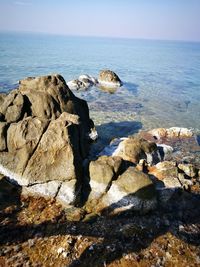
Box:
(0, 73, 199, 217)
(84, 127, 200, 215)
(67, 70, 123, 91)
(0, 74, 97, 204)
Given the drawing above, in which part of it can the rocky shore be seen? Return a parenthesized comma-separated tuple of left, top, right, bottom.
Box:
(0, 73, 200, 267)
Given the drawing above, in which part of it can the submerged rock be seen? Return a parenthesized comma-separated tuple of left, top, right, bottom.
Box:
(0, 74, 96, 205)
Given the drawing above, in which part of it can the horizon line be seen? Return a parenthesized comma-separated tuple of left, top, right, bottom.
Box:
(0, 29, 200, 44)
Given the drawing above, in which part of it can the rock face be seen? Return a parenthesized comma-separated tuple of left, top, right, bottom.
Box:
(86, 162, 157, 215)
(0, 74, 96, 204)
(98, 70, 123, 87)
(100, 137, 158, 165)
(98, 167, 157, 214)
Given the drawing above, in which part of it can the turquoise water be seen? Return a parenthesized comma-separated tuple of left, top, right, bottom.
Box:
(0, 32, 200, 132)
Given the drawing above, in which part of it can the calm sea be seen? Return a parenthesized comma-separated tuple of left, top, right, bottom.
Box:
(0, 32, 200, 134)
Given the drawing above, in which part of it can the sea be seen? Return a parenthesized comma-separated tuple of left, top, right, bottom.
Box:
(0, 31, 200, 140)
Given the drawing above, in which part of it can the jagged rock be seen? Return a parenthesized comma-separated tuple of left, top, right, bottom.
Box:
(0, 90, 24, 123)
(0, 117, 48, 185)
(0, 93, 6, 107)
(148, 161, 182, 204)
(0, 74, 96, 204)
(95, 167, 157, 214)
(178, 163, 198, 178)
(22, 112, 82, 185)
(20, 74, 96, 157)
(0, 122, 7, 151)
(98, 70, 122, 87)
(149, 161, 178, 180)
(100, 136, 157, 164)
(88, 156, 123, 200)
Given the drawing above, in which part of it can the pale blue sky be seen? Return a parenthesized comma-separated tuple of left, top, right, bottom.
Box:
(0, 0, 200, 41)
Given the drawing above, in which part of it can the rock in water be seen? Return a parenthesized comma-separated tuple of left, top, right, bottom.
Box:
(0, 74, 96, 205)
(98, 70, 123, 87)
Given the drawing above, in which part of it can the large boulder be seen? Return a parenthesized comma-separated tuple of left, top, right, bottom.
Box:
(0, 74, 96, 205)
(95, 167, 157, 215)
(85, 154, 157, 215)
(98, 70, 123, 87)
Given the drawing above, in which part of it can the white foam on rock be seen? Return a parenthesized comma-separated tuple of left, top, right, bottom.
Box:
(0, 163, 28, 186)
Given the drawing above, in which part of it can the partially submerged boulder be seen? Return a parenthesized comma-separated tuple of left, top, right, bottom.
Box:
(0, 74, 96, 205)
(67, 75, 98, 91)
(98, 70, 123, 87)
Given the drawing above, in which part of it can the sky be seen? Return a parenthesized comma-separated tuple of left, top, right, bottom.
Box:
(0, 0, 200, 42)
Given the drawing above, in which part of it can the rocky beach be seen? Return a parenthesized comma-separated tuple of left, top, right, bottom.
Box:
(0, 73, 200, 267)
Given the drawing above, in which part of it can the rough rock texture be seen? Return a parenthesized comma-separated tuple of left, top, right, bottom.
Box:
(0, 74, 96, 204)
(95, 128, 200, 211)
(88, 156, 123, 202)
(0, 122, 7, 151)
(85, 152, 157, 215)
(0, 90, 25, 123)
(95, 167, 157, 215)
(98, 70, 123, 87)
(100, 136, 157, 164)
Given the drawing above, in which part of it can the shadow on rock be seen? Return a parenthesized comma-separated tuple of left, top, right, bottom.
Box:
(0, 177, 22, 222)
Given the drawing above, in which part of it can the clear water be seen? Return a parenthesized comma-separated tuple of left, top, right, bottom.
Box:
(0, 32, 200, 134)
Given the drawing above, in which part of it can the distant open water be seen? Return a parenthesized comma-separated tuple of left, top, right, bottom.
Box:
(0, 32, 200, 133)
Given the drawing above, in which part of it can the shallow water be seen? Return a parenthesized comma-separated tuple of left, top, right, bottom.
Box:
(0, 32, 200, 135)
